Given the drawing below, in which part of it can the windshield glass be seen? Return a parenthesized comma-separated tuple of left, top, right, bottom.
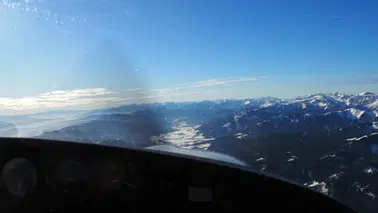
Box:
(1, 0, 377, 212)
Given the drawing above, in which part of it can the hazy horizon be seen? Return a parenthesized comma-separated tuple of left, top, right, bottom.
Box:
(1, 89, 377, 116)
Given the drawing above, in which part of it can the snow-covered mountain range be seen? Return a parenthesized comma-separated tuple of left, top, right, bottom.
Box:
(1, 92, 378, 213)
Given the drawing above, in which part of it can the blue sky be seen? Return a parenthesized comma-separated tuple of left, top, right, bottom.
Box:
(0, 0, 377, 114)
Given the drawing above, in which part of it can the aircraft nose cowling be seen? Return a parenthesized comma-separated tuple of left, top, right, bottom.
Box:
(145, 145, 248, 167)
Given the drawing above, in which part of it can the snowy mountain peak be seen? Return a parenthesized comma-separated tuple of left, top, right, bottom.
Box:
(359, 92, 375, 96)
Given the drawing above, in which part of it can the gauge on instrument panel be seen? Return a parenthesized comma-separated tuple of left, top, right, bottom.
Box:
(1, 158, 37, 197)
(88, 160, 128, 192)
(52, 160, 87, 185)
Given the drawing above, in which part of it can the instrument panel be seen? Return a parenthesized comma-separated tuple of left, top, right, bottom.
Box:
(1, 157, 37, 197)
(0, 138, 358, 213)
(0, 145, 139, 206)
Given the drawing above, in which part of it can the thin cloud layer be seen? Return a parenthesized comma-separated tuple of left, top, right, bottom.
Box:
(39, 88, 114, 101)
(0, 88, 116, 113)
(178, 76, 268, 88)
(0, 76, 268, 114)
(128, 76, 269, 96)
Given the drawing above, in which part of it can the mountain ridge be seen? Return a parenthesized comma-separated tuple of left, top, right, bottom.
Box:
(1, 92, 378, 213)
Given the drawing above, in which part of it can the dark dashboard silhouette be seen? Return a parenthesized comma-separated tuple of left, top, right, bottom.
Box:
(0, 137, 357, 213)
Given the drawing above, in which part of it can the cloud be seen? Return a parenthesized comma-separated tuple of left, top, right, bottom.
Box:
(38, 88, 114, 101)
(332, 16, 348, 20)
(0, 76, 268, 114)
(125, 88, 144, 92)
(121, 76, 268, 102)
(148, 88, 178, 93)
(0, 88, 116, 113)
(178, 76, 269, 88)
(112, 90, 218, 104)
(126, 76, 269, 96)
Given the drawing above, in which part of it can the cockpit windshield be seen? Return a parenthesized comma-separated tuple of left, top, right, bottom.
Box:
(1, 1, 377, 212)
